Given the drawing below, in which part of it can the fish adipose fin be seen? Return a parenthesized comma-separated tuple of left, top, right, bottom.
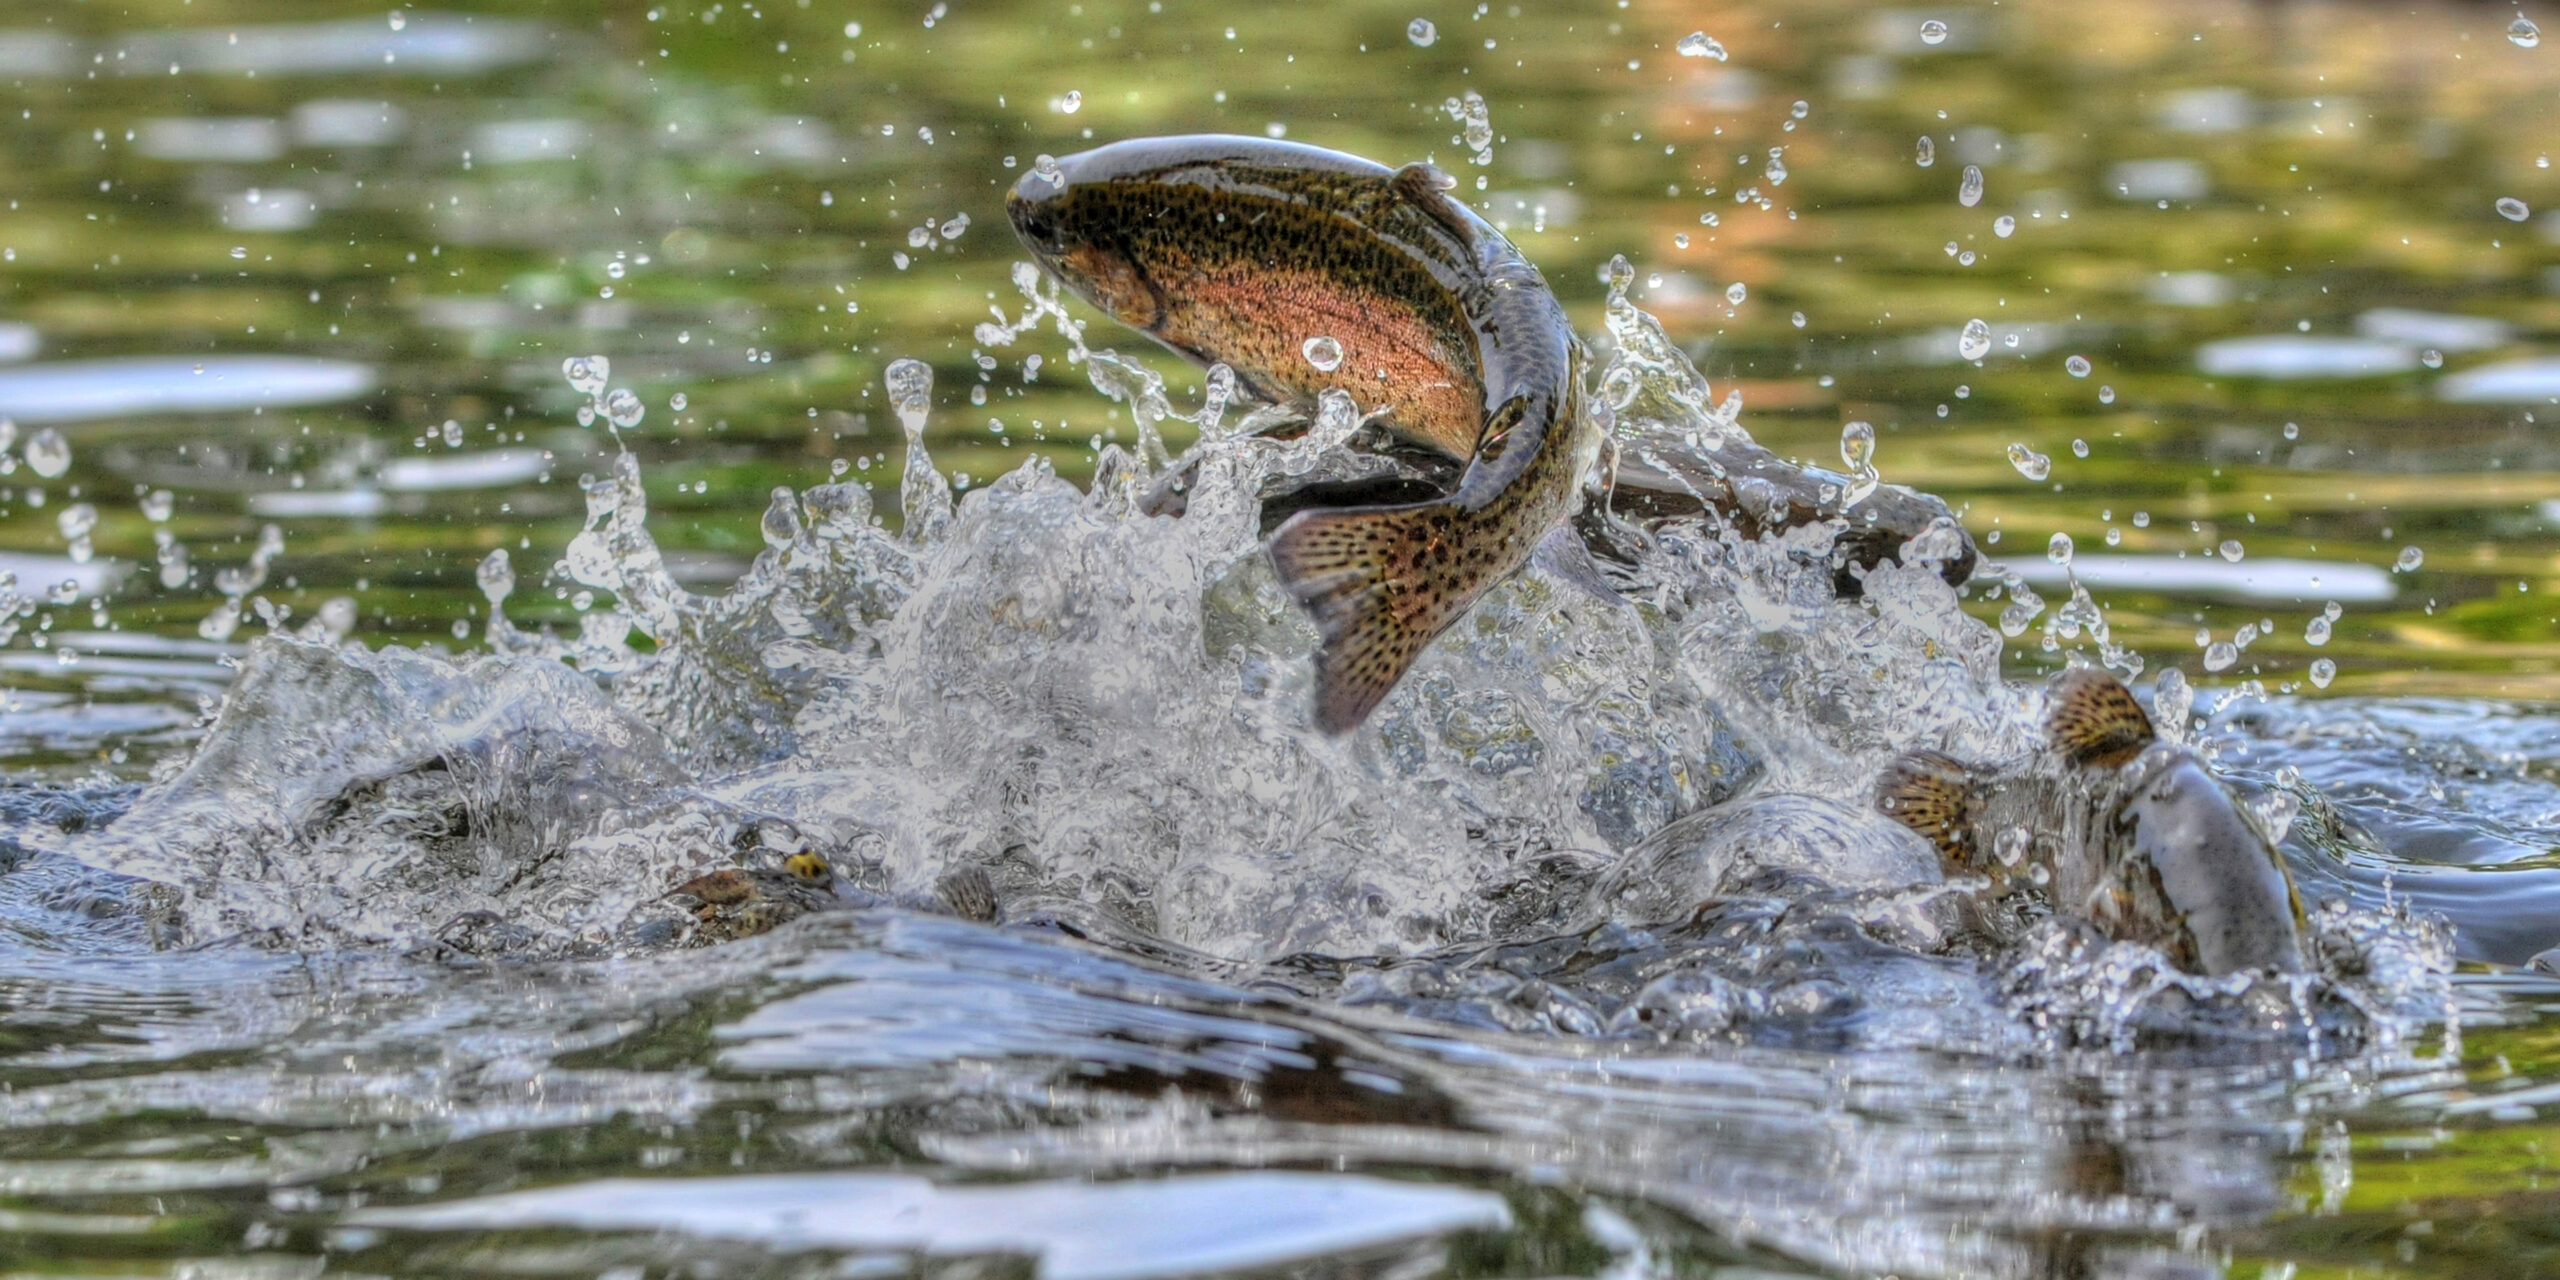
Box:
(2046, 668, 2155, 768)
(1875, 749, 1979, 867)
(1267, 500, 1467, 734)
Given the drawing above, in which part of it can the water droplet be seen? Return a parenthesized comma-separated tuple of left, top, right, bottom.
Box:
(2219, 539, 2245, 562)
(2421, 348, 2443, 369)
(1676, 31, 1728, 60)
(2065, 354, 2091, 378)
(1915, 135, 1935, 168)
(1791, 310, 1807, 328)
(2104, 527, 2122, 546)
(908, 225, 934, 249)
(2006, 442, 2050, 481)
(1725, 281, 1747, 305)
(2132, 511, 2151, 528)
(1408, 18, 1437, 46)
(886, 357, 934, 423)
(2395, 545, 2425, 572)
(2324, 600, 2343, 620)
(25, 428, 69, 478)
(2203, 641, 2239, 672)
(140, 489, 174, 522)
(2499, 196, 2532, 222)
(1919, 18, 1949, 44)
(1301, 335, 1344, 372)
(761, 486, 802, 549)
(2513, 15, 2541, 47)
(563, 355, 609, 396)
(1958, 164, 1984, 208)
(941, 212, 970, 239)
(1839, 420, 1875, 470)
(1032, 154, 1061, 183)
(604, 387, 644, 429)
(2305, 615, 2332, 646)
(1993, 214, 2015, 237)
(2098, 385, 2115, 404)
(2047, 532, 2074, 565)
(56, 502, 95, 543)
(2309, 657, 2337, 688)
(229, 245, 248, 260)
(477, 549, 514, 603)
(1674, 232, 1690, 248)
(2282, 421, 2300, 440)
(669, 392, 688, 411)
(605, 260, 626, 280)
(2071, 438, 2089, 458)
(1958, 318, 1992, 360)
(1791, 100, 1810, 120)
(1056, 89, 1082, 114)
(1603, 253, 1636, 296)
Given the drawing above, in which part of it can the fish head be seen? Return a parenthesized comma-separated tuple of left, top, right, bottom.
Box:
(2102, 744, 2306, 976)
(1006, 158, 1165, 332)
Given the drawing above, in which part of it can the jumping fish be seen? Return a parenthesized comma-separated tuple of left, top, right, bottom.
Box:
(1005, 135, 1599, 733)
(1875, 668, 2306, 976)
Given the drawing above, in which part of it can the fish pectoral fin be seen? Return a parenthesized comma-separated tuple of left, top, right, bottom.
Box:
(1267, 502, 1459, 734)
(1875, 750, 1979, 869)
(2045, 668, 2156, 768)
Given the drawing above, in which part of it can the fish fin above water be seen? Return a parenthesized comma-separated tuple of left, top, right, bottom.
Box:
(1266, 501, 1457, 734)
(1875, 749, 1978, 868)
(2046, 668, 2155, 768)
(1392, 161, 1480, 249)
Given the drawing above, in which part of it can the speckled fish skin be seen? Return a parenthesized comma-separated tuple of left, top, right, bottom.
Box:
(1875, 671, 2306, 976)
(1006, 135, 1599, 733)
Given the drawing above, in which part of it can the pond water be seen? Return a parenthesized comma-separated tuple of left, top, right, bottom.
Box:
(8, 1, 2560, 1277)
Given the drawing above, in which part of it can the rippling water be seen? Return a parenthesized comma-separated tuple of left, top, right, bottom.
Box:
(9, 2, 2560, 1278)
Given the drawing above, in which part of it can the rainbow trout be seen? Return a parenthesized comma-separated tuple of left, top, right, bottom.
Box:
(1005, 135, 1599, 733)
(1876, 669, 2306, 976)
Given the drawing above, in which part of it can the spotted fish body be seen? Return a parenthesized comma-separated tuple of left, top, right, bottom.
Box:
(1875, 669, 2306, 976)
(1006, 135, 1598, 733)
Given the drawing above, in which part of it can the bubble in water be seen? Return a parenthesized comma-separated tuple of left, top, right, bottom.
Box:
(1676, 30, 1728, 60)
(1958, 318, 1992, 360)
(604, 388, 645, 429)
(25, 428, 69, 478)
(1725, 281, 1747, 305)
(2047, 531, 2073, 565)
(1919, 18, 1949, 44)
(2305, 614, 2332, 646)
(563, 355, 609, 397)
(1839, 420, 1875, 471)
(477, 548, 513, 604)
(141, 488, 174, 522)
(2203, 641, 2239, 672)
(1301, 335, 1344, 372)
(2006, 442, 2050, 480)
(1958, 164, 1984, 207)
(2065, 354, 2091, 377)
(1915, 135, 1935, 168)
(2395, 545, 2424, 571)
(2513, 16, 2542, 47)
(1993, 214, 2015, 237)
(1408, 17, 1437, 46)
(2309, 657, 2337, 688)
(2498, 196, 2532, 222)
(2219, 539, 2245, 562)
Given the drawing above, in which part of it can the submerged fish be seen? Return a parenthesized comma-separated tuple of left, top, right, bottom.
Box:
(1006, 135, 1599, 732)
(1875, 668, 2306, 976)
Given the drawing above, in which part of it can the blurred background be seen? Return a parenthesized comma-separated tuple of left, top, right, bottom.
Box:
(3, 0, 2559, 776)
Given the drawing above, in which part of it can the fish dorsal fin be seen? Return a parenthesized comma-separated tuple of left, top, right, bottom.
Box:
(2046, 667, 2155, 768)
(1392, 161, 1479, 249)
(1875, 749, 1978, 868)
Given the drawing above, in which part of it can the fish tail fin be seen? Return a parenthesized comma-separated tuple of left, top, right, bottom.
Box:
(1267, 501, 1460, 734)
(1876, 749, 1980, 868)
(2046, 667, 2156, 768)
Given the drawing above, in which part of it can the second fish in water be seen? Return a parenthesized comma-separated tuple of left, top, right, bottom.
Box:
(1005, 135, 1600, 733)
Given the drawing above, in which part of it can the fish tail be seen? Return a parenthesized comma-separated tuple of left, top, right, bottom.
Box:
(1267, 500, 1475, 734)
(2045, 667, 2156, 768)
(1875, 749, 1980, 868)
